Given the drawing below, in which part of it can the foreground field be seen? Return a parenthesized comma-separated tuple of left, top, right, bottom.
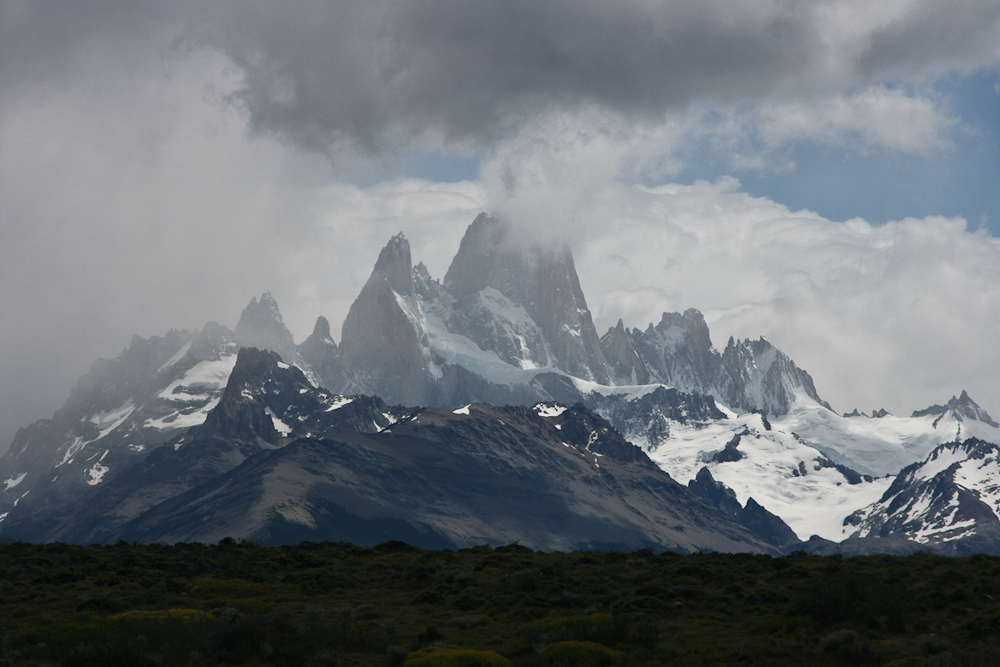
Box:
(0, 540, 998, 666)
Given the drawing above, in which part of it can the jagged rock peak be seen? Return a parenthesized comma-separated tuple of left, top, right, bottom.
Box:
(444, 213, 611, 384)
(310, 316, 332, 342)
(443, 213, 508, 297)
(412, 261, 443, 299)
(236, 293, 286, 337)
(444, 213, 578, 301)
(202, 347, 300, 445)
(372, 232, 415, 298)
(912, 390, 998, 427)
(235, 292, 297, 364)
(239, 292, 284, 327)
(843, 407, 892, 419)
(190, 321, 236, 362)
(298, 316, 339, 390)
(657, 309, 713, 345)
(688, 466, 742, 517)
(600, 318, 650, 386)
(338, 231, 434, 406)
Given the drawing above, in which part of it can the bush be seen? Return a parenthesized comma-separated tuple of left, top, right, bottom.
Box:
(538, 641, 622, 666)
(539, 613, 622, 646)
(404, 647, 512, 667)
(455, 587, 488, 611)
(819, 629, 858, 652)
(919, 635, 951, 656)
(418, 625, 445, 643)
(112, 608, 214, 622)
(63, 644, 156, 667)
(412, 591, 446, 605)
(387, 645, 411, 665)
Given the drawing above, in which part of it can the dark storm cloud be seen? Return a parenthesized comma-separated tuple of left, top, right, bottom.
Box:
(6, 1, 1000, 156)
(0, 1, 186, 87)
(203, 0, 817, 152)
(200, 0, 1000, 155)
(856, 1, 1000, 77)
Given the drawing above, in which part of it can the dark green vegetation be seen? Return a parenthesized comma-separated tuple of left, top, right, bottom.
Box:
(1, 540, 999, 666)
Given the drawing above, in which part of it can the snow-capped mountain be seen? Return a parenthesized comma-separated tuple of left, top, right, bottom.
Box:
(0, 322, 238, 530)
(775, 392, 1000, 477)
(443, 213, 611, 384)
(580, 392, 892, 542)
(234, 292, 319, 386)
(600, 310, 830, 416)
(579, 386, 1000, 546)
(0, 348, 412, 544)
(328, 219, 616, 407)
(844, 438, 1000, 555)
(0, 296, 310, 535)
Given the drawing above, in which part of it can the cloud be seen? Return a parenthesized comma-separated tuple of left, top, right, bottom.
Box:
(203, 1, 999, 159)
(752, 86, 956, 153)
(9, 1, 990, 157)
(571, 178, 1000, 419)
(0, 43, 324, 449)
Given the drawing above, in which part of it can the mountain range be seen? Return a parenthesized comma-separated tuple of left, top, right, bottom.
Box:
(2, 214, 998, 555)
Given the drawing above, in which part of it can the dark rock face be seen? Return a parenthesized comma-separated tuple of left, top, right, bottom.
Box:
(741, 498, 801, 551)
(636, 310, 719, 391)
(444, 287, 551, 371)
(911, 390, 999, 428)
(337, 234, 436, 406)
(688, 467, 743, 518)
(687, 467, 800, 551)
(601, 320, 650, 385)
(297, 316, 339, 385)
(812, 456, 872, 485)
(600, 310, 831, 416)
(712, 433, 746, 463)
(111, 401, 779, 553)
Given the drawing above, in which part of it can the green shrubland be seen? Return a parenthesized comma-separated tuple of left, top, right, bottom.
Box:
(0, 541, 997, 665)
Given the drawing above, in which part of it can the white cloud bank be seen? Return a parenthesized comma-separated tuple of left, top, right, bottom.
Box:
(752, 86, 955, 153)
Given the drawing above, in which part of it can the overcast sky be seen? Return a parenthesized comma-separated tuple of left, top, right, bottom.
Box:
(2, 0, 1000, 450)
